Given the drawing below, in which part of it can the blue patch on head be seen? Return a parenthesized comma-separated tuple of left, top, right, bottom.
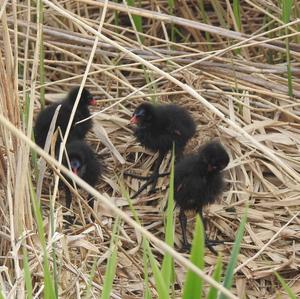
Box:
(135, 108, 145, 117)
(70, 158, 81, 170)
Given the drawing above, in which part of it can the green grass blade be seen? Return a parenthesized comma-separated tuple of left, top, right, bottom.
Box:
(167, 0, 175, 41)
(274, 272, 297, 299)
(210, 0, 227, 28)
(282, 0, 293, 23)
(142, 66, 157, 102)
(43, 260, 56, 299)
(147, 243, 169, 299)
(38, 0, 45, 109)
(113, 0, 120, 27)
(295, 1, 300, 44)
(167, 0, 174, 12)
(161, 149, 175, 289)
(198, 0, 212, 49)
(23, 92, 30, 129)
(23, 246, 33, 299)
(285, 34, 293, 97)
(84, 258, 98, 299)
(28, 178, 56, 299)
(142, 238, 153, 299)
(24, 92, 38, 174)
(101, 217, 120, 299)
(182, 215, 205, 299)
(124, 184, 168, 298)
(233, 0, 241, 31)
(126, 0, 143, 42)
(219, 205, 248, 299)
(282, 0, 293, 96)
(207, 255, 223, 299)
(124, 190, 154, 298)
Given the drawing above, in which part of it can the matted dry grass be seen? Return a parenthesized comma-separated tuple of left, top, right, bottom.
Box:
(0, 0, 300, 298)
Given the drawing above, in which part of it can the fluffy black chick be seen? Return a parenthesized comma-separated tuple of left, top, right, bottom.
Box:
(62, 140, 102, 222)
(129, 102, 196, 198)
(174, 141, 229, 253)
(34, 87, 96, 153)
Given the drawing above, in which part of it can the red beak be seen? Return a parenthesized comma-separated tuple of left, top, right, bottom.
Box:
(89, 98, 97, 106)
(130, 115, 138, 124)
(72, 168, 78, 175)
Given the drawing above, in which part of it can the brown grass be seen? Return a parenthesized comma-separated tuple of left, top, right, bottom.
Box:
(0, 0, 300, 298)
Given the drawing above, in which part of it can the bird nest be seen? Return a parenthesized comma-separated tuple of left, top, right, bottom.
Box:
(0, 1, 300, 298)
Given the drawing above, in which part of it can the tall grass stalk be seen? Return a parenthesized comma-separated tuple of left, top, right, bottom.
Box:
(125, 181, 171, 298)
(282, 0, 293, 96)
(198, 0, 212, 50)
(100, 217, 120, 299)
(207, 255, 223, 299)
(161, 149, 175, 290)
(167, 0, 175, 42)
(123, 190, 155, 297)
(147, 241, 169, 299)
(210, 0, 227, 28)
(233, 0, 241, 54)
(275, 272, 297, 299)
(219, 205, 248, 299)
(24, 92, 38, 174)
(23, 246, 33, 299)
(38, 0, 45, 109)
(142, 240, 153, 299)
(233, 0, 241, 31)
(143, 66, 157, 102)
(182, 215, 205, 299)
(125, 189, 169, 298)
(295, 1, 300, 43)
(28, 178, 56, 299)
(126, 0, 143, 43)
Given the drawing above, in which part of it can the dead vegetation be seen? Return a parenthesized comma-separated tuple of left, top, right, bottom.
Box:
(0, 0, 300, 298)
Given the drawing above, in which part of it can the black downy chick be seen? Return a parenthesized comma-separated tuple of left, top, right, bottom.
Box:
(174, 141, 229, 253)
(62, 140, 102, 222)
(128, 102, 196, 198)
(34, 87, 96, 153)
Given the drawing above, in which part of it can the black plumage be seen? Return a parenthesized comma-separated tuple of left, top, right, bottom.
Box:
(34, 87, 96, 152)
(62, 140, 102, 222)
(174, 141, 229, 253)
(129, 102, 196, 197)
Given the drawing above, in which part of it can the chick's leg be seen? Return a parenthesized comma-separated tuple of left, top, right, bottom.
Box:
(197, 207, 224, 255)
(64, 187, 75, 225)
(129, 151, 166, 198)
(179, 208, 190, 251)
(148, 150, 166, 194)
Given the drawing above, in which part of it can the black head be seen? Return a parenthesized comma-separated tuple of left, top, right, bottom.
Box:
(70, 156, 84, 176)
(65, 140, 89, 178)
(130, 102, 156, 126)
(67, 87, 96, 107)
(68, 154, 88, 178)
(199, 141, 229, 173)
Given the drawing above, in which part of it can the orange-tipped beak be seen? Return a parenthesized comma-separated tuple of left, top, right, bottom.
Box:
(72, 168, 78, 175)
(130, 115, 138, 124)
(89, 98, 97, 106)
